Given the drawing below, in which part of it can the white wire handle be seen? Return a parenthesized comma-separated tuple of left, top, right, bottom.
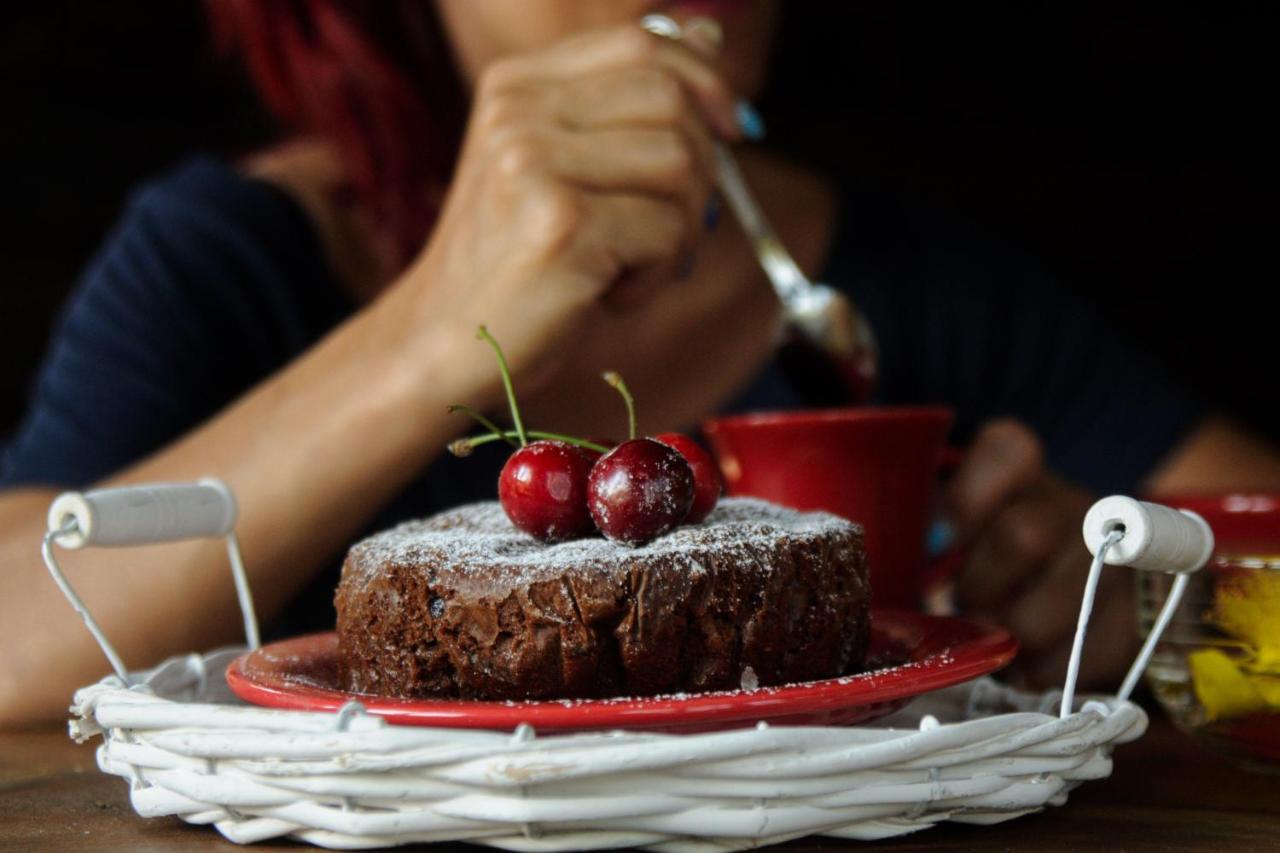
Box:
(1061, 496, 1214, 717)
(42, 479, 259, 684)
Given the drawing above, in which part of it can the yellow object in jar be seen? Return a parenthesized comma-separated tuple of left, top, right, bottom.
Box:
(1188, 648, 1267, 721)
(1189, 566, 1280, 721)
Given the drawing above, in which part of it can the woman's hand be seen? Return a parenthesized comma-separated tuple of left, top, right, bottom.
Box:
(944, 419, 1136, 689)
(390, 24, 740, 384)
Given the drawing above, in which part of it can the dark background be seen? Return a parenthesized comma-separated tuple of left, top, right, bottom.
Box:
(1, 2, 1274, 442)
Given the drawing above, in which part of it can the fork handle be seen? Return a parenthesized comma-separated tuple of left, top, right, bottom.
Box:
(714, 145, 812, 305)
(642, 12, 814, 308)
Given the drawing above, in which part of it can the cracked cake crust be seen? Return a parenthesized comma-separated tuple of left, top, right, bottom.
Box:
(335, 497, 870, 700)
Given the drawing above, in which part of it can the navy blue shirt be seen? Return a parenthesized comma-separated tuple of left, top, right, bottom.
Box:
(1, 157, 1204, 630)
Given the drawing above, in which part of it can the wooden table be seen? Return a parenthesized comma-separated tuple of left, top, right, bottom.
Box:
(2, 715, 1277, 852)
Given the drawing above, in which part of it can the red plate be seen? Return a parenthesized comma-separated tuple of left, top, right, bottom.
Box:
(227, 610, 1016, 733)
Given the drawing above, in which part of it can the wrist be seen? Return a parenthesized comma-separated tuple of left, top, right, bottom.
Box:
(362, 280, 506, 428)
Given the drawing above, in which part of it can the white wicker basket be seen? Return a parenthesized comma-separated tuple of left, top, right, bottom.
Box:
(70, 655, 1144, 851)
(45, 485, 1206, 851)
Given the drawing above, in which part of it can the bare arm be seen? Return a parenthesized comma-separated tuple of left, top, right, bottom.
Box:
(1143, 414, 1280, 496)
(0, 296, 490, 726)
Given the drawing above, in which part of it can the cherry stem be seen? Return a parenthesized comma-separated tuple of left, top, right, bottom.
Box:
(477, 325, 527, 446)
(602, 371, 637, 441)
(448, 430, 610, 457)
(447, 405, 518, 448)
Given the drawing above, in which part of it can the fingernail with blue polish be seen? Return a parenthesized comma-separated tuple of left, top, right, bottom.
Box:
(926, 518, 956, 558)
(703, 195, 721, 231)
(736, 100, 766, 141)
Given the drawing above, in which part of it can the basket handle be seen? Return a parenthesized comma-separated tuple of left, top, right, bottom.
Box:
(48, 480, 237, 549)
(42, 479, 260, 684)
(1061, 496, 1213, 717)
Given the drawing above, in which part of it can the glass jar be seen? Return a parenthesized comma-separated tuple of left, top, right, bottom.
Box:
(1139, 495, 1280, 771)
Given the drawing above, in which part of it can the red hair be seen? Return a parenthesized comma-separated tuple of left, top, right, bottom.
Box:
(208, 0, 466, 269)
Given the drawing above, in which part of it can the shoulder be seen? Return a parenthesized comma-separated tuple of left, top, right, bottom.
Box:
(119, 154, 334, 285)
(122, 155, 299, 242)
(88, 154, 349, 347)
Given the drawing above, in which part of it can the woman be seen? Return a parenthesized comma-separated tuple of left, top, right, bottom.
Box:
(1, 0, 1277, 725)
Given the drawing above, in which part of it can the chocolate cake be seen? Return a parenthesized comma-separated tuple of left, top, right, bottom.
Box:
(335, 497, 870, 700)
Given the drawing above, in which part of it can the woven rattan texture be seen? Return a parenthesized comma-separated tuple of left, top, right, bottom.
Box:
(70, 649, 1146, 851)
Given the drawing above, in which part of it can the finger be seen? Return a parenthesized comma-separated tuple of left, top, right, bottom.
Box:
(553, 65, 720, 173)
(683, 17, 724, 58)
(1000, 543, 1096, 659)
(602, 264, 685, 313)
(957, 483, 1076, 612)
(944, 419, 1044, 539)
(499, 27, 739, 139)
(1024, 584, 1137, 691)
(577, 191, 692, 273)
(555, 66, 691, 130)
(678, 111, 717, 203)
(1086, 583, 1140, 688)
(543, 125, 713, 232)
(482, 115, 711, 233)
(548, 127, 704, 192)
(648, 38, 740, 138)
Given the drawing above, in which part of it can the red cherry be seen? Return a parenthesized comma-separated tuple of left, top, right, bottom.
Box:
(654, 433, 722, 524)
(587, 438, 694, 545)
(499, 441, 595, 541)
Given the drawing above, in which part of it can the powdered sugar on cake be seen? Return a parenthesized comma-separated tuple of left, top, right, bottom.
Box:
(344, 497, 860, 587)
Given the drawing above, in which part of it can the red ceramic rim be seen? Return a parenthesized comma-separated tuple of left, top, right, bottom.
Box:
(1155, 493, 1280, 555)
(702, 406, 954, 433)
(1153, 493, 1280, 517)
(227, 611, 1016, 732)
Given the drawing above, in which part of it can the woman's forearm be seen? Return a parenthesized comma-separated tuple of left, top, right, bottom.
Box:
(0, 291, 496, 726)
(1144, 414, 1280, 496)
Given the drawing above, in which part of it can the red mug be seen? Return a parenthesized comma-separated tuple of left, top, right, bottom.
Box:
(703, 407, 954, 610)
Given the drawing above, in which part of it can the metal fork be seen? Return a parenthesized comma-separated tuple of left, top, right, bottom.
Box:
(643, 14, 879, 403)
